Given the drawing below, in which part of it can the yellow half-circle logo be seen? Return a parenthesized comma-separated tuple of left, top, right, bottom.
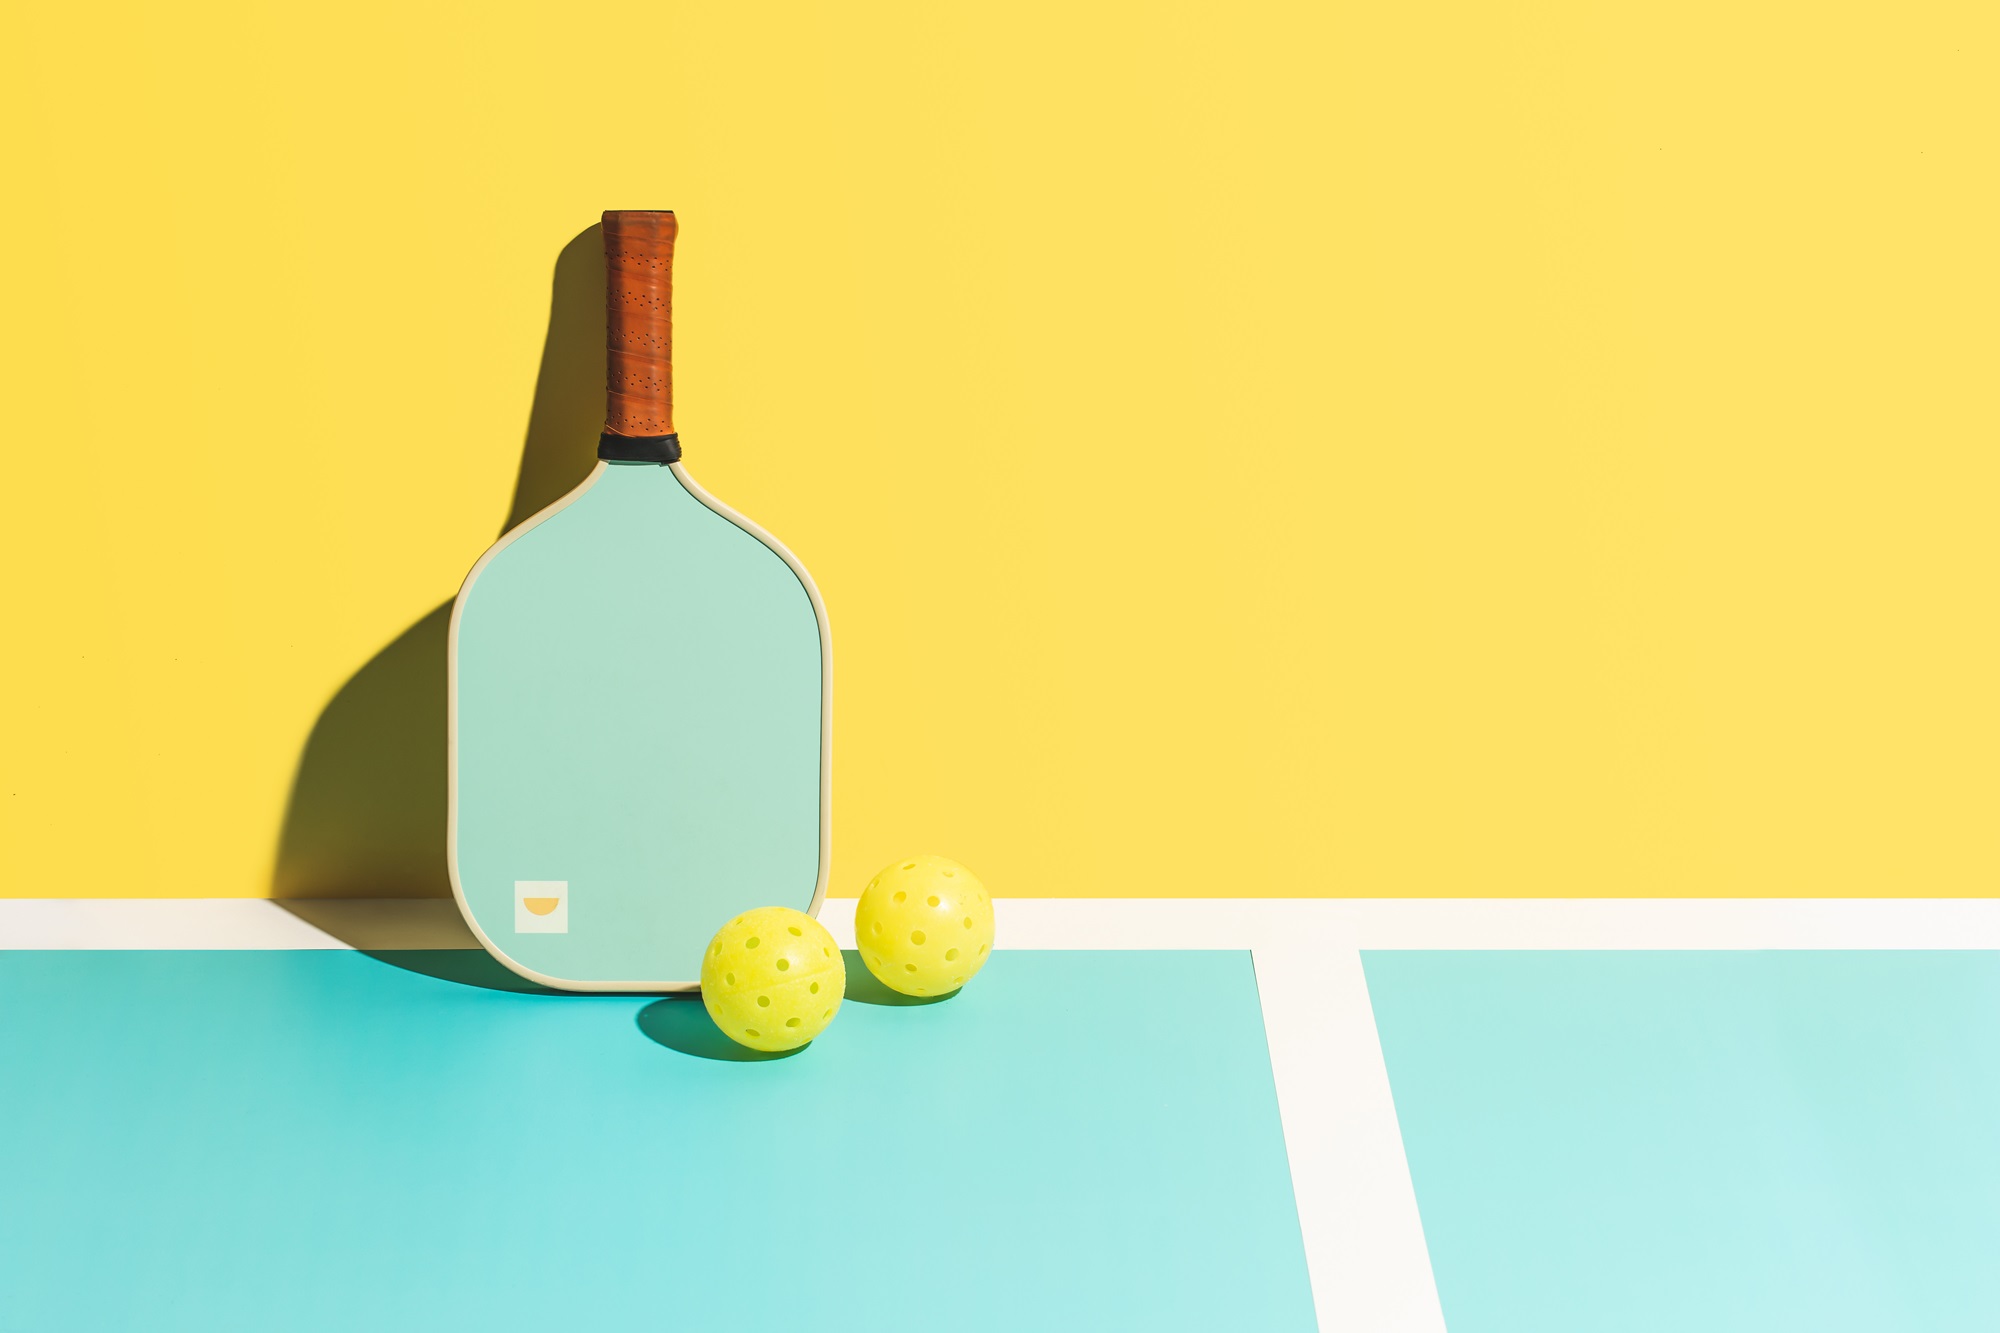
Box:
(522, 897, 561, 916)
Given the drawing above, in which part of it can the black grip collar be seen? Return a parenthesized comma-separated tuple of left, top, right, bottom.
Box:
(598, 432, 682, 464)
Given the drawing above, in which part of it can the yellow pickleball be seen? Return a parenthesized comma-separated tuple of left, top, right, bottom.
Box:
(700, 906, 845, 1052)
(855, 855, 995, 996)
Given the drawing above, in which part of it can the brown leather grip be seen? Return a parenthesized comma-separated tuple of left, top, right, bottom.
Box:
(602, 210, 676, 438)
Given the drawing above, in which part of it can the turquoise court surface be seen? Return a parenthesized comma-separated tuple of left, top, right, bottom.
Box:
(1364, 950, 2000, 1333)
(0, 949, 1314, 1332)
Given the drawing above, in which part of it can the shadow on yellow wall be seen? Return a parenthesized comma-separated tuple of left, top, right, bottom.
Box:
(271, 227, 607, 899)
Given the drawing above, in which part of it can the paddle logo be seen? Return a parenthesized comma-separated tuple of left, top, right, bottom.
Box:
(514, 880, 569, 934)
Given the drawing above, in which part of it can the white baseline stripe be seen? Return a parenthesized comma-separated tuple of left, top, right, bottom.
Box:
(10, 896, 1996, 952)
(0, 898, 347, 949)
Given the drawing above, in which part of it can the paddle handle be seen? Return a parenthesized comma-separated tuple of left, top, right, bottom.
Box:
(602, 210, 676, 440)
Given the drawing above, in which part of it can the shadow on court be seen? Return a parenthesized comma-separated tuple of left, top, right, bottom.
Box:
(841, 950, 960, 1006)
(636, 998, 806, 1062)
(361, 949, 566, 993)
(268, 900, 567, 993)
(635, 953, 959, 1062)
(269, 224, 604, 903)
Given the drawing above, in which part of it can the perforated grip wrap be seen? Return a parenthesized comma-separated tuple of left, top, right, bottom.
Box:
(602, 210, 676, 440)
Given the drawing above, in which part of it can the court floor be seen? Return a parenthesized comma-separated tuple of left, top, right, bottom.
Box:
(6, 897, 1999, 1330)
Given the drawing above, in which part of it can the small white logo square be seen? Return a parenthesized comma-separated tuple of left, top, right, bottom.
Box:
(515, 880, 568, 933)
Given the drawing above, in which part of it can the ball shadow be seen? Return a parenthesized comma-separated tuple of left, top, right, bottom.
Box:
(636, 997, 808, 1062)
(841, 950, 961, 1006)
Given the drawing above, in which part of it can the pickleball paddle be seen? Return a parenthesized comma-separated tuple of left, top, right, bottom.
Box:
(448, 210, 830, 991)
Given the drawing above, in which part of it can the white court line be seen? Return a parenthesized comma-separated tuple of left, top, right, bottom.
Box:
(0, 897, 349, 949)
(7, 896, 1998, 1332)
(10, 895, 1997, 953)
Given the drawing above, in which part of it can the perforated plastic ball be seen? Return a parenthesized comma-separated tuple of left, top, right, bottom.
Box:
(700, 907, 845, 1052)
(854, 855, 994, 996)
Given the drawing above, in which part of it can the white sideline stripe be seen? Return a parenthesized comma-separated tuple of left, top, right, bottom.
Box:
(1260, 941, 1445, 1333)
(8, 897, 1998, 1333)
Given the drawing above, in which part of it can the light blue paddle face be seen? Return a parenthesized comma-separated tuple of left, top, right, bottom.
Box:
(450, 462, 826, 989)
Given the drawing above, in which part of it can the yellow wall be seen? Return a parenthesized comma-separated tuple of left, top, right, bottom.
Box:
(3, 2, 1995, 900)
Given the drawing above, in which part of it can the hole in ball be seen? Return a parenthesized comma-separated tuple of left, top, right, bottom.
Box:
(911, 930, 926, 945)
(746, 937, 760, 949)
(927, 896, 940, 906)
(946, 948, 959, 961)
(757, 996, 771, 1008)
(776, 958, 789, 971)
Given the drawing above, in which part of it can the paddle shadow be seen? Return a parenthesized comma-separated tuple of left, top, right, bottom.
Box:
(266, 901, 579, 993)
(270, 603, 453, 899)
(269, 224, 606, 910)
(359, 949, 568, 994)
(637, 998, 808, 1062)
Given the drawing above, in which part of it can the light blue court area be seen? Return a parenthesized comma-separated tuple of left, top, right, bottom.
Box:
(0, 950, 1313, 1332)
(1363, 951, 2000, 1333)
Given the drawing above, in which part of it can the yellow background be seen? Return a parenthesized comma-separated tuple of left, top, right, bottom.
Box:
(3, 3, 1995, 900)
